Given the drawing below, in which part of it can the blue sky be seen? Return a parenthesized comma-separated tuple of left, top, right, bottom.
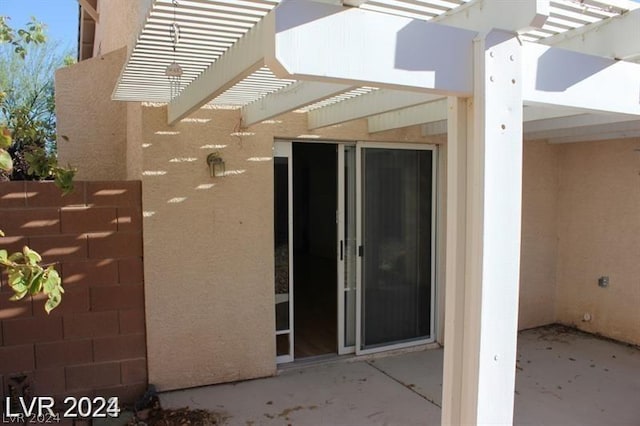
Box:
(0, 0, 639, 57)
(0, 0, 78, 54)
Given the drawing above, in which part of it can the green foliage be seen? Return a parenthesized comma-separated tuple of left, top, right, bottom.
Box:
(0, 247, 64, 313)
(0, 16, 46, 59)
(0, 14, 75, 190)
(0, 15, 68, 313)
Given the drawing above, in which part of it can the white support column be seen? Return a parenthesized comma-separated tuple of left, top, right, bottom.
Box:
(441, 29, 523, 425)
(441, 96, 470, 426)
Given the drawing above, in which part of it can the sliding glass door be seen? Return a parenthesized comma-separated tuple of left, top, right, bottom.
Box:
(356, 143, 436, 354)
(275, 141, 436, 362)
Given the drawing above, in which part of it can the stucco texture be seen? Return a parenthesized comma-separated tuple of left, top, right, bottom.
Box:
(555, 138, 640, 345)
(55, 48, 128, 180)
(94, 0, 149, 57)
(519, 140, 559, 329)
(139, 106, 435, 391)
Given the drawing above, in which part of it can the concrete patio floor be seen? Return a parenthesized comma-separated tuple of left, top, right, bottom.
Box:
(161, 326, 640, 425)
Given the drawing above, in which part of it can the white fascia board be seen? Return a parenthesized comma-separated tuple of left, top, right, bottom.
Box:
(522, 104, 587, 121)
(525, 117, 640, 140)
(523, 42, 640, 115)
(540, 9, 640, 60)
(167, 12, 275, 125)
(548, 129, 640, 143)
(241, 81, 353, 126)
(308, 90, 442, 129)
(432, 0, 549, 33)
(421, 119, 448, 136)
(421, 111, 639, 137)
(523, 112, 639, 134)
(269, 0, 477, 96)
(367, 98, 447, 133)
(343, 0, 367, 5)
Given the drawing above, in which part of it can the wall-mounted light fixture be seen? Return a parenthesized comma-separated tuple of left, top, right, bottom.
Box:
(206, 152, 226, 177)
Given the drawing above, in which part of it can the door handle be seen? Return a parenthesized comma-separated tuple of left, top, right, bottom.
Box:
(340, 240, 344, 261)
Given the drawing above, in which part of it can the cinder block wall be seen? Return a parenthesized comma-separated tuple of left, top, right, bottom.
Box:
(0, 181, 146, 405)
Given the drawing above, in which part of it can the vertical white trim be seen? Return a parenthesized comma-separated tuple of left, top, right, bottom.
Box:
(337, 145, 347, 355)
(435, 144, 447, 346)
(274, 141, 295, 364)
(430, 148, 438, 341)
(441, 96, 470, 425)
(355, 143, 364, 354)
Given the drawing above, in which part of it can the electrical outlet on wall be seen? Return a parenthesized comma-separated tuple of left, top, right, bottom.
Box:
(598, 276, 609, 288)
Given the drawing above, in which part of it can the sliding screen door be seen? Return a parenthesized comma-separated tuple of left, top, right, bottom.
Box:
(357, 144, 435, 353)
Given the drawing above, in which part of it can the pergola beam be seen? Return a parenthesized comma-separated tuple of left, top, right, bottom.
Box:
(167, 11, 274, 125)
(305, 0, 551, 131)
(526, 117, 640, 140)
(308, 90, 441, 129)
(549, 129, 640, 144)
(269, 1, 477, 96)
(432, 0, 549, 33)
(367, 98, 447, 133)
(524, 113, 639, 134)
(241, 81, 353, 126)
(522, 43, 640, 116)
(541, 8, 640, 60)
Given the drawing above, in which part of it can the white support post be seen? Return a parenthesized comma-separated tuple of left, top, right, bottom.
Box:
(441, 29, 523, 425)
(441, 96, 470, 426)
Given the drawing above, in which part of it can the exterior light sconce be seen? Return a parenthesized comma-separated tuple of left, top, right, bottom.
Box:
(206, 152, 225, 177)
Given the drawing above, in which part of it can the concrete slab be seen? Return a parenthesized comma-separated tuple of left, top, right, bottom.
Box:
(514, 326, 640, 426)
(161, 359, 441, 425)
(160, 326, 640, 425)
(368, 348, 444, 407)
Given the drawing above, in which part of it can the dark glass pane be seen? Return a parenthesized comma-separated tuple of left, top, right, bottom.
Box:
(362, 149, 433, 348)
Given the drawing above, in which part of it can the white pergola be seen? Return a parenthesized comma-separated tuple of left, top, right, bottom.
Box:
(113, 0, 640, 424)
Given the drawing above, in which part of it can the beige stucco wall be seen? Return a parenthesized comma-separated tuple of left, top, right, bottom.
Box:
(55, 48, 128, 180)
(555, 138, 640, 345)
(93, 0, 150, 56)
(519, 140, 559, 329)
(139, 106, 435, 391)
(126, 102, 144, 180)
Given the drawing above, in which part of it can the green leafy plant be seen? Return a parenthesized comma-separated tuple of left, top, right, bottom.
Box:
(0, 240, 63, 313)
(0, 16, 68, 313)
(0, 16, 46, 59)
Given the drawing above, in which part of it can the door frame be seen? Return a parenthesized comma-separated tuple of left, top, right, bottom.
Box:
(274, 140, 439, 362)
(274, 141, 294, 364)
(355, 142, 438, 355)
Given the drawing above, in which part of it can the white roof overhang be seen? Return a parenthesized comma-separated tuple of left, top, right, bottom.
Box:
(113, 0, 640, 139)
